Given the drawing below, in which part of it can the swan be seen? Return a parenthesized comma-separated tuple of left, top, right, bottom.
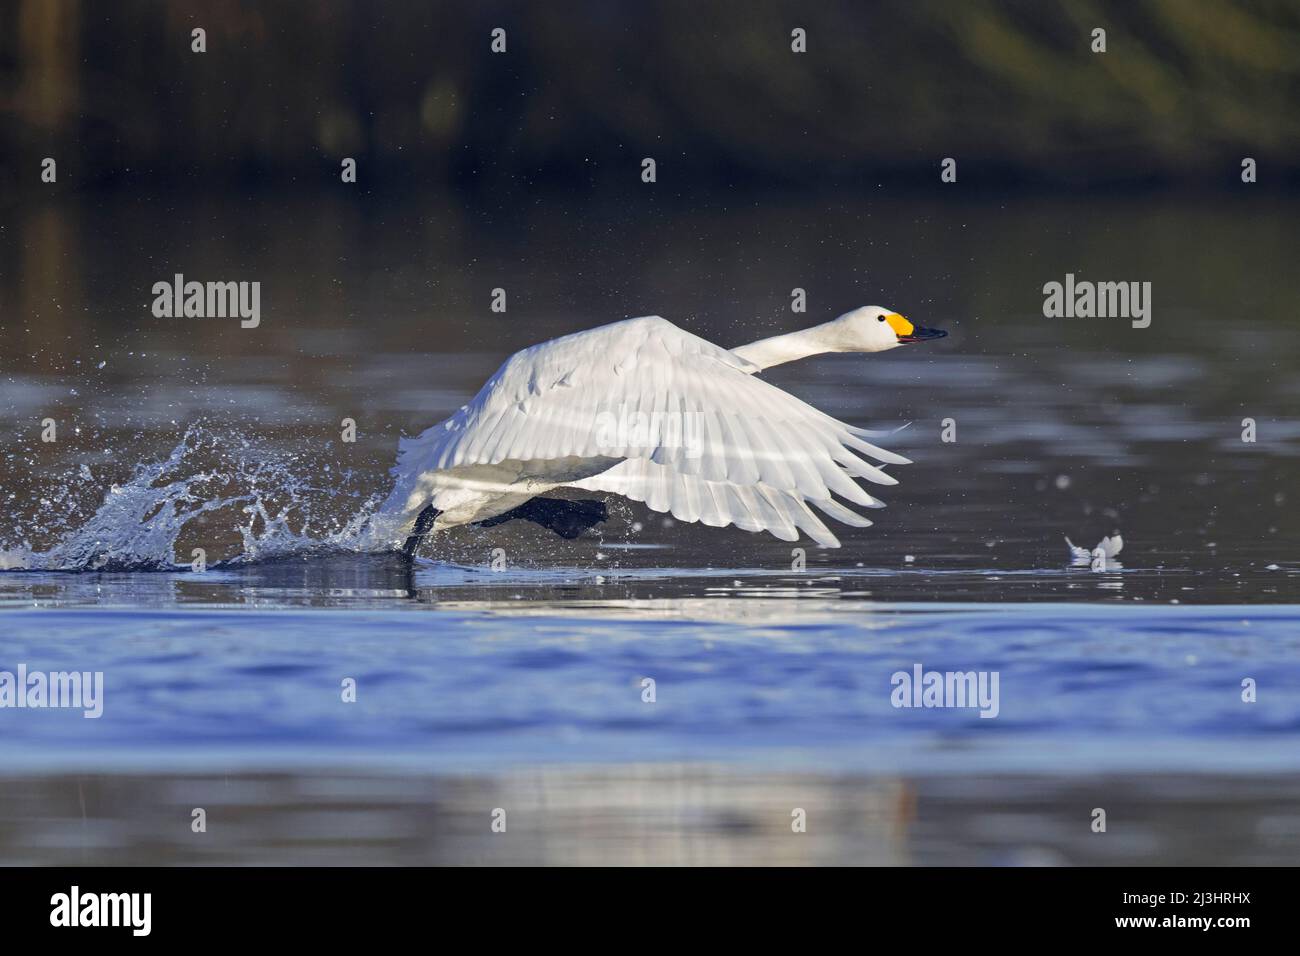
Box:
(361, 306, 947, 555)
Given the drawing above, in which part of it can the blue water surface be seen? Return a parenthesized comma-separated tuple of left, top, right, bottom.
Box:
(4, 590, 1298, 778)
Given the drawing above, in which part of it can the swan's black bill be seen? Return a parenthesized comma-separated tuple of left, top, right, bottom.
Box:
(897, 326, 947, 343)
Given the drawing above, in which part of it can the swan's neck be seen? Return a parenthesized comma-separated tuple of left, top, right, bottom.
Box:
(730, 322, 839, 371)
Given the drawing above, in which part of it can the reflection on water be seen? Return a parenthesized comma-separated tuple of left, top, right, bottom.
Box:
(3, 550, 1297, 607)
(2, 768, 1297, 866)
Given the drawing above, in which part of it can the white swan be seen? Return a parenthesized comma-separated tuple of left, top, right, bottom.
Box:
(363, 306, 946, 554)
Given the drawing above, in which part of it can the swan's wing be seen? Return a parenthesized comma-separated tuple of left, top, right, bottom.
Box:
(1098, 534, 1123, 558)
(567, 457, 883, 548)
(392, 315, 909, 545)
(394, 315, 909, 488)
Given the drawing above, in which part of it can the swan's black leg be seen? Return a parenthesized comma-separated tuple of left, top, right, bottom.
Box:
(401, 505, 442, 558)
(475, 497, 607, 539)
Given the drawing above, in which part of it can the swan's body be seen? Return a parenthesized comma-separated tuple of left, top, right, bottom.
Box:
(362, 307, 946, 552)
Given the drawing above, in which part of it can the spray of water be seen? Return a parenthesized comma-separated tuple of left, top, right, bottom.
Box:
(1, 425, 382, 572)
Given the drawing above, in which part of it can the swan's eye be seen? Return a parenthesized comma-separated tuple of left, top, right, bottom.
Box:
(877, 315, 886, 322)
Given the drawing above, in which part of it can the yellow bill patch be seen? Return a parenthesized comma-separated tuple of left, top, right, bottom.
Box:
(883, 312, 914, 336)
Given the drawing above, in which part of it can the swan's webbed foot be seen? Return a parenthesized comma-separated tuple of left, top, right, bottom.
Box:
(476, 497, 608, 539)
(401, 505, 442, 558)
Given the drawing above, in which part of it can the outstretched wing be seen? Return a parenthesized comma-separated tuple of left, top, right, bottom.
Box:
(567, 456, 882, 548)
(393, 315, 909, 545)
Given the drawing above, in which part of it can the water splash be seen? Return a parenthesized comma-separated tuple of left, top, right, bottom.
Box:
(2, 425, 381, 572)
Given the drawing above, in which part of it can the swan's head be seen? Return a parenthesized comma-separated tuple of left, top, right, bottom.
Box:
(833, 306, 948, 353)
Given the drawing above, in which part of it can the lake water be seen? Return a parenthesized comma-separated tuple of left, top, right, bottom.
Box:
(1, 191, 1297, 864)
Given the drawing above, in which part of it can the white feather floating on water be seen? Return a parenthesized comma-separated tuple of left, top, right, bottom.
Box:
(1065, 533, 1124, 571)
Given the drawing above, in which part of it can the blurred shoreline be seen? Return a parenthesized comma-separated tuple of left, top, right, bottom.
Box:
(3, 766, 1297, 865)
(5, 1, 1300, 199)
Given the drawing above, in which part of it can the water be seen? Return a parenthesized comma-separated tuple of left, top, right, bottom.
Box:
(2, 191, 1298, 864)
(4, 595, 1300, 772)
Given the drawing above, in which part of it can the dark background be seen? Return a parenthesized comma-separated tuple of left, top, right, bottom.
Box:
(3, 0, 1299, 197)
